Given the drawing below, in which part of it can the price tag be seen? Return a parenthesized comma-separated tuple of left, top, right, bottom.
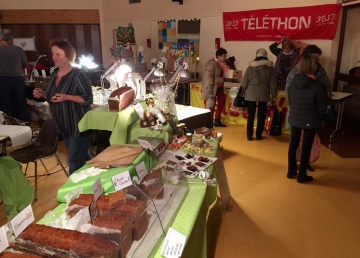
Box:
(92, 177, 103, 202)
(89, 199, 98, 224)
(89, 178, 103, 223)
(111, 171, 133, 192)
(135, 161, 148, 181)
(0, 226, 9, 253)
(133, 103, 144, 118)
(160, 227, 186, 258)
(10, 205, 34, 238)
(137, 139, 153, 151)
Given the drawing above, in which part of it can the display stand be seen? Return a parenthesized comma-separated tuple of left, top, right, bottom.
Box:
(214, 149, 231, 213)
(128, 181, 189, 257)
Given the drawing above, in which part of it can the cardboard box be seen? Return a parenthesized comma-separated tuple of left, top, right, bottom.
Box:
(224, 70, 242, 79)
(35, 77, 50, 89)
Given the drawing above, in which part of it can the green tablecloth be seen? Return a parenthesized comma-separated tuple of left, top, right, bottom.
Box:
(56, 148, 158, 203)
(0, 156, 34, 220)
(78, 103, 175, 145)
(40, 179, 213, 258)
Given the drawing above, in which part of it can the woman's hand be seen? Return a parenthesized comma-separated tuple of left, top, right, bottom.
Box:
(33, 88, 45, 99)
(51, 93, 68, 103)
(278, 37, 287, 44)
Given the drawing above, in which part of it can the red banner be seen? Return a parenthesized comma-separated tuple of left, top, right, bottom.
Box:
(223, 4, 341, 41)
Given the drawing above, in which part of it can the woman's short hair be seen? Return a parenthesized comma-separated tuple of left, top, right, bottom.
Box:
(49, 38, 76, 62)
(216, 47, 227, 57)
(298, 54, 318, 74)
(256, 48, 267, 57)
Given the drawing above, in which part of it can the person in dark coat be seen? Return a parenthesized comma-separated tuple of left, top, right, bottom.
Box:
(0, 29, 29, 121)
(285, 44, 331, 172)
(287, 54, 327, 183)
(241, 48, 278, 141)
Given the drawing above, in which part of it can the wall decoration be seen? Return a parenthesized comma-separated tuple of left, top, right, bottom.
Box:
(177, 19, 200, 63)
(13, 37, 36, 51)
(158, 20, 176, 49)
(116, 26, 136, 45)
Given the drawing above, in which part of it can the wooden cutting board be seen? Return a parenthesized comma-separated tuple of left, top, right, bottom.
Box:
(86, 145, 144, 169)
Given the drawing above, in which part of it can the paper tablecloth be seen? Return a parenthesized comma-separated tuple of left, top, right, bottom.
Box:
(0, 125, 32, 147)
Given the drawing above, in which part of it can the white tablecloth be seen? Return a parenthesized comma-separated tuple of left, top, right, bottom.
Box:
(176, 104, 210, 121)
(0, 125, 32, 147)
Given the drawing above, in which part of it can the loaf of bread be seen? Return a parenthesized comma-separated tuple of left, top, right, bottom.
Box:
(108, 86, 135, 111)
(11, 224, 118, 258)
(0, 251, 41, 258)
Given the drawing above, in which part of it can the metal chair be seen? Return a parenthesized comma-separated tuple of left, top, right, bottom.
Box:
(9, 118, 68, 201)
(1, 111, 29, 126)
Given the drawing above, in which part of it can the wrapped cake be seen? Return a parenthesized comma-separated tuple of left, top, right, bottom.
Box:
(113, 199, 148, 241)
(140, 169, 164, 199)
(108, 86, 135, 111)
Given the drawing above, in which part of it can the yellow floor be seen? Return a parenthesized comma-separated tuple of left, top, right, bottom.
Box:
(211, 124, 360, 258)
(1, 124, 360, 258)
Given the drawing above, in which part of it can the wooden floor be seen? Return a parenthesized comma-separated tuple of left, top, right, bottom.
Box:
(1, 122, 360, 258)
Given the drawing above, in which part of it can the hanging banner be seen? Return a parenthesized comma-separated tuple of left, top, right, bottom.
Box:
(223, 4, 341, 41)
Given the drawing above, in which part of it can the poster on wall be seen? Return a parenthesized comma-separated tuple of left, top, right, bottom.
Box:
(116, 26, 136, 45)
(223, 4, 341, 41)
(13, 37, 36, 51)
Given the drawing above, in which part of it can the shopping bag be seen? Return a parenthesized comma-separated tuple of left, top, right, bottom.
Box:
(263, 101, 276, 135)
(233, 88, 247, 108)
(296, 132, 321, 164)
(270, 110, 283, 136)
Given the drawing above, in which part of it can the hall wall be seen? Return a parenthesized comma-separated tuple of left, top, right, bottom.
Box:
(2, 0, 356, 86)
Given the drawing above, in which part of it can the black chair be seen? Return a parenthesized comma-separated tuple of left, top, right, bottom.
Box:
(9, 118, 68, 201)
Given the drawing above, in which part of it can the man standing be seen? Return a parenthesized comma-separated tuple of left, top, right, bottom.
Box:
(0, 29, 29, 121)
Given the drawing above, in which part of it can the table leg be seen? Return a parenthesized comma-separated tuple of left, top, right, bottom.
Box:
(329, 100, 345, 147)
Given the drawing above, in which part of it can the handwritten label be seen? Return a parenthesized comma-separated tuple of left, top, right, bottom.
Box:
(160, 227, 186, 258)
(133, 103, 144, 118)
(0, 226, 9, 253)
(10, 204, 34, 237)
(92, 178, 103, 202)
(135, 161, 148, 181)
(111, 171, 132, 192)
